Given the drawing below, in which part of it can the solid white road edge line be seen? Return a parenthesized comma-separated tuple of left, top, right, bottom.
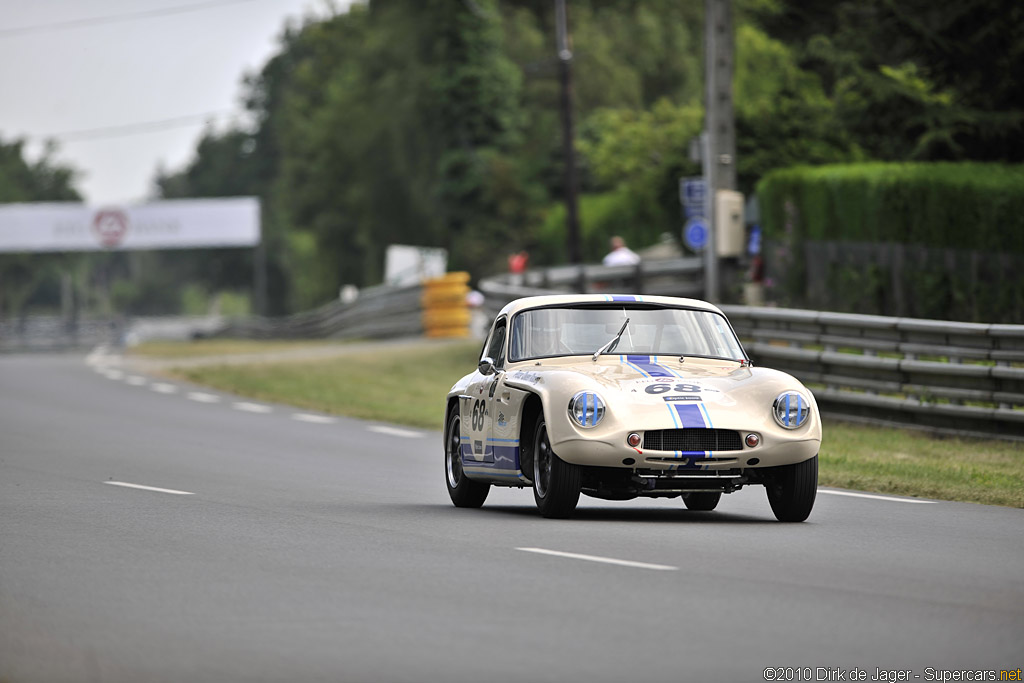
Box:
(293, 413, 338, 424)
(818, 489, 937, 504)
(516, 547, 678, 571)
(187, 392, 221, 403)
(234, 402, 272, 414)
(105, 481, 194, 496)
(368, 425, 423, 439)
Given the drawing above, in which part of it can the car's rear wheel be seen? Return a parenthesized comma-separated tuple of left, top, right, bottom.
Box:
(445, 409, 489, 508)
(682, 491, 721, 511)
(764, 455, 817, 522)
(532, 418, 581, 518)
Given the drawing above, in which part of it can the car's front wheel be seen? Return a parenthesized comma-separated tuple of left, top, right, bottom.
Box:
(682, 491, 721, 511)
(764, 455, 817, 522)
(445, 409, 489, 508)
(532, 418, 581, 518)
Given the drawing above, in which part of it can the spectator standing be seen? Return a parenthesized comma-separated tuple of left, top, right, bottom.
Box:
(602, 236, 641, 266)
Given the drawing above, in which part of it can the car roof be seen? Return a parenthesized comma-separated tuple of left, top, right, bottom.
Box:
(497, 294, 727, 319)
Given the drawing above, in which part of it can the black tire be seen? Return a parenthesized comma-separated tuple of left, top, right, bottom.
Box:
(444, 409, 489, 508)
(682, 491, 721, 511)
(532, 418, 582, 518)
(764, 455, 818, 522)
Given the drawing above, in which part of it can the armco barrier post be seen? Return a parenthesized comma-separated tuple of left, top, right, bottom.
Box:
(421, 272, 471, 338)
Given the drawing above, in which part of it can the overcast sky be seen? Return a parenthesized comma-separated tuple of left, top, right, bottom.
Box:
(0, 0, 354, 206)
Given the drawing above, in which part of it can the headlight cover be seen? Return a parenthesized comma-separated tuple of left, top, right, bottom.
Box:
(773, 391, 810, 429)
(569, 391, 606, 428)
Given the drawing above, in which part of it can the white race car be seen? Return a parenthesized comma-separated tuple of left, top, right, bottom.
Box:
(444, 294, 822, 521)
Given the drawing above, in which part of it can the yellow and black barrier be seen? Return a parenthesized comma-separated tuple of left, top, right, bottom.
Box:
(422, 272, 471, 338)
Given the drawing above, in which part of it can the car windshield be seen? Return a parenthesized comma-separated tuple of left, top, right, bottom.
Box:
(508, 304, 746, 362)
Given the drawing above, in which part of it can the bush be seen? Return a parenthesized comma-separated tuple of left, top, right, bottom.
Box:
(757, 162, 1024, 252)
(756, 163, 1024, 321)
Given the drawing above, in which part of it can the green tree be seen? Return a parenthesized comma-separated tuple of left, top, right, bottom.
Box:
(0, 137, 82, 318)
(750, 0, 1024, 161)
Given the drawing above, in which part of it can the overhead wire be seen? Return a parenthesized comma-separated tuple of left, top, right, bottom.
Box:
(43, 110, 240, 142)
(0, 0, 263, 39)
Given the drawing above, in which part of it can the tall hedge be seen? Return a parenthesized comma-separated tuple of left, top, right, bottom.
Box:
(757, 162, 1024, 253)
(755, 163, 1024, 321)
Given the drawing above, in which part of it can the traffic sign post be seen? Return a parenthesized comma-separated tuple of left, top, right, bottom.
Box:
(680, 177, 709, 253)
(683, 217, 709, 252)
(680, 177, 706, 207)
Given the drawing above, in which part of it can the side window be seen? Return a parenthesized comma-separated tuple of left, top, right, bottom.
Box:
(483, 317, 507, 366)
(486, 318, 507, 368)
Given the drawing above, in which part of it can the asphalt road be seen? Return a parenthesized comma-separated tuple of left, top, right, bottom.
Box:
(1, 351, 1022, 683)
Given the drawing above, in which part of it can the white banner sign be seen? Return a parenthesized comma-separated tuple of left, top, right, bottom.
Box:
(384, 244, 448, 286)
(0, 198, 260, 253)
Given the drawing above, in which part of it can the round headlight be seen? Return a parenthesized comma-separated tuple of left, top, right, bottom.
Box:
(568, 391, 606, 428)
(773, 391, 810, 429)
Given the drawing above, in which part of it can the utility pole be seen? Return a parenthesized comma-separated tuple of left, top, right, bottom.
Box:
(556, 0, 582, 264)
(703, 0, 736, 301)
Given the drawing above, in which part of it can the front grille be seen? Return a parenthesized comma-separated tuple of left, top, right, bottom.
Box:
(643, 428, 742, 452)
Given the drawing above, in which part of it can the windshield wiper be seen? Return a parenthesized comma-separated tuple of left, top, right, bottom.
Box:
(592, 317, 630, 361)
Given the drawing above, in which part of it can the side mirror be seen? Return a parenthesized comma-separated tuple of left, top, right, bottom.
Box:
(478, 357, 496, 376)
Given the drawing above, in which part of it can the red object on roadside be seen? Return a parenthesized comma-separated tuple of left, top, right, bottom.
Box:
(508, 251, 529, 274)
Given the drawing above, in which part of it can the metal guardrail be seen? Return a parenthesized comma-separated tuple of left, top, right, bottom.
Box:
(0, 316, 124, 352)
(6, 260, 1021, 440)
(478, 273, 1024, 441)
(720, 306, 1024, 441)
(214, 282, 425, 340)
(0, 284, 425, 351)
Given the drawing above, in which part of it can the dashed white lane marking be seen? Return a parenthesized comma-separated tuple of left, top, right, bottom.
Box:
(125, 375, 147, 386)
(368, 425, 423, 439)
(86, 345, 108, 366)
(150, 383, 178, 394)
(187, 391, 221, 404)
(233, 401, 272, 414)
(104, 369, 125, 380)
(517, 547, 678, 571)
(818, 489, 937, 504)
(292, 413, 338, 424)
(105, 481, 194, 496)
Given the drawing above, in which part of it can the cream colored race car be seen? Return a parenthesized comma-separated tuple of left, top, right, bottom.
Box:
(444, 294, 822, 521)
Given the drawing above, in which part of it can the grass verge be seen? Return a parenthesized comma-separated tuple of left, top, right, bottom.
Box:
(818, 423, 1023, 507)
(157, 339, 1023, 508)
(168, 340, 479, 430)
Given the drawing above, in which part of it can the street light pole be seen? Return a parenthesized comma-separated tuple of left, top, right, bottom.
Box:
(556, 0, 582, 264)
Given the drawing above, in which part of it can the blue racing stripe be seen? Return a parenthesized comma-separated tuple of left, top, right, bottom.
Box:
(650, 355, 682, 378)
(673, 403, 708, 428)
(673, 403, 711, 469)
(698, 403, 714, 428)
(626, 355, 675, 378)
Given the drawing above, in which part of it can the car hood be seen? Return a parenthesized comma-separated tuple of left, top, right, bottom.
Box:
(503, 354, 803, 413)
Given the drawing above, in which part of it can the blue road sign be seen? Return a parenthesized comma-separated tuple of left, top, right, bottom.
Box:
(679, 177, 706, 208)
(683, 216, 708, 251)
